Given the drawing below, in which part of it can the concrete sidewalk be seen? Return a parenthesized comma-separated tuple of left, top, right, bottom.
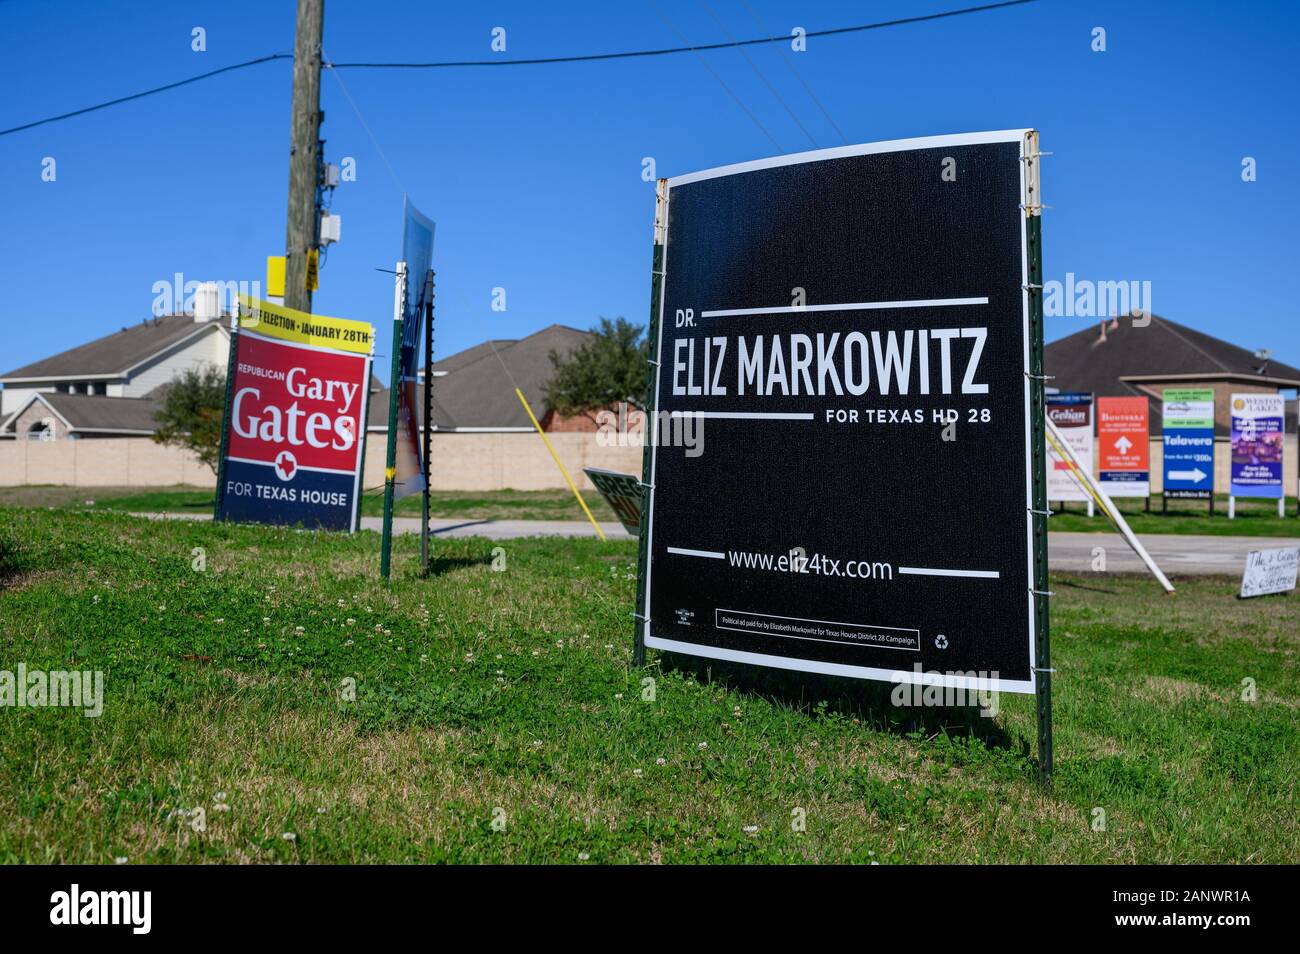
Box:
(132, 511, 1295, 574)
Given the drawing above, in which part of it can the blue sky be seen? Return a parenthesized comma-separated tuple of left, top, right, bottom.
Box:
(1, 0, 1297, 382)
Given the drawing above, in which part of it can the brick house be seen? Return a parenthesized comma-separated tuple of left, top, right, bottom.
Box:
(1045, 314, 1300, 492)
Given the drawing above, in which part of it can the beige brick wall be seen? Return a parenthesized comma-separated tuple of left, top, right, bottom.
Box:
(0, 433, 645, 490)
(4, 432, 1289, 496)
(0, 437, 218, 487)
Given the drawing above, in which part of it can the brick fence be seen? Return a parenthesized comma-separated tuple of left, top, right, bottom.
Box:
(1, 434, 1292, 495)
(0, 434, 644, 491)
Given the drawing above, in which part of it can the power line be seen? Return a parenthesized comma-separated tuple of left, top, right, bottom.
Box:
(0, 53, 292, 137)
(330, 1, 1037, 68)
(648, 0, 782, 152)
(0, 2, 1037, 139)
(698, 0, 819, 149)
(323, 57, 407, 195)
(739, 0, 850, 145)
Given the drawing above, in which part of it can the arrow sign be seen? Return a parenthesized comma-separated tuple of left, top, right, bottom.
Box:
(1114, 435, 1132, 454)
(1169, 468, 1207, 483)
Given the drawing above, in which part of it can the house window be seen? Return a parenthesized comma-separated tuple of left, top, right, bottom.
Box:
(26, 419, 55, 442)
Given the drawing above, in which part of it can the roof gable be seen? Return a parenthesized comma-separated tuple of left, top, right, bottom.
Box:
(1, 315, 230, 381)
(371, 323, 593, 430)
(1046, 315, 1300, 393)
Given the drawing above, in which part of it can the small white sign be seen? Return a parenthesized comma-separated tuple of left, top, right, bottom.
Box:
(1239, 546, 1300, 599)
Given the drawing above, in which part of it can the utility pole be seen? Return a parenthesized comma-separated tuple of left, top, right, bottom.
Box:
(284, 0, 324, 313)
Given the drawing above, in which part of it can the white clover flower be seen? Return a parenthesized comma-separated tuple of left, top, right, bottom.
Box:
(282, 832, 297, 842)
(114, 856, 128, 865)
(655, 757, 666, 765)
(577, 852, 589, 862)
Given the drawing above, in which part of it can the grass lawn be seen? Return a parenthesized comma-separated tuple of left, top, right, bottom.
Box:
(3, 485, 1296, 535)
(0, 507, 1296, 863)
(0, 485, 617, 523)
(1050, 495, 1299, 537)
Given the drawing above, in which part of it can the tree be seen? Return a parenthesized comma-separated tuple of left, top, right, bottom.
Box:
(543, 317, 648, 423)
(152, 365, 227, 472)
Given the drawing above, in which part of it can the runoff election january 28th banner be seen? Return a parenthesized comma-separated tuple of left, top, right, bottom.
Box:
(641, 131, 1041, 694)
(217, 296, 374, 531)
(1230, 393, 1284, 499)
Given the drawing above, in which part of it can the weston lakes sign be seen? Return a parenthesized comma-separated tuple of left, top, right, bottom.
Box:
(215, 297, 374, 531)
(637, 131, 1046, 695)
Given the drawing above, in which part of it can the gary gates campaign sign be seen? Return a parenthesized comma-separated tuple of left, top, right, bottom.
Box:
(216, 297, 374, 531)
(638, 131, 1044, 695)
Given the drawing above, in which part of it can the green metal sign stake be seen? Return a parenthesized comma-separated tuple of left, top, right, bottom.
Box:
(633, 180, 668, 668)
(420, 270, 435, 577)
(1025, 134, 1053, 790)
(213, 301, 242, 522)
(379, 261, 407, 580)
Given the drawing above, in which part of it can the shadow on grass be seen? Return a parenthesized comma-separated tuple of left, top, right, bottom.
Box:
(1056, 578, 1121, 595)
(417, 552, 497, 578)
(0, 537, 20, 591)
(657, 650, 1016, 752)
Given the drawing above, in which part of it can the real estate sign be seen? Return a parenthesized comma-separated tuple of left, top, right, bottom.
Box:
(1229, 393, 1284, 499)
(638, 131, 1043, 694)
(1162, 388, 1214, 499)
(1046, 393, 1094, 502)
(1097, 396, 1150, 497)
(216, 296, 374, 531)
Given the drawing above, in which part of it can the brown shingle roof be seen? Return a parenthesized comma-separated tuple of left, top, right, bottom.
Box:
(1046, 315, 1300, 392)
(31, 393, 162, 433)
(369, 324, 591, 430)
(1, 315, 229, 380)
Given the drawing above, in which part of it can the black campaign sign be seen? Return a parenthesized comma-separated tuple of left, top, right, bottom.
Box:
(641, 132, 1040, 693)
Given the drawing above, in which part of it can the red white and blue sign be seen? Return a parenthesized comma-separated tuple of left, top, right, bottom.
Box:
(217, 298, 374, 532)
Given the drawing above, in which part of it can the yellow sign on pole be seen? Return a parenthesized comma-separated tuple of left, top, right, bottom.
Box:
(266, 256, 286, 298)
(237, 295, 373, 355)
(305, 249, 320, 291)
